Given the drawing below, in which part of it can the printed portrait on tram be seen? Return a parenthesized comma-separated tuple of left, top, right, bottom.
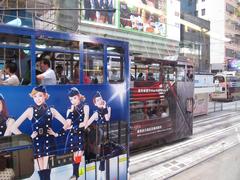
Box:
(11, 85, 68, 180)
(85, 91, 111, 177)
(0, 93, 15, 137)
(50, 87, 89, 180)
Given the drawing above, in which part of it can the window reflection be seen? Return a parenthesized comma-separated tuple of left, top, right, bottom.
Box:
(84, 54, 104, 84)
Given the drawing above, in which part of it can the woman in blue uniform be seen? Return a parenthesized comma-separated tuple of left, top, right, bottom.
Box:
(0, 94, 14, 137)
(86, 91, 111, 177)
(11, 86, 67, 180)
(50, 87, 89, 179)
(86, 91, 111, 126)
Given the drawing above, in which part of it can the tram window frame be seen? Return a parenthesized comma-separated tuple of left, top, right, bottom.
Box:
(36, 51, 80, 85)
(53, 53, 80, 85)
(107, 46, 125, 83)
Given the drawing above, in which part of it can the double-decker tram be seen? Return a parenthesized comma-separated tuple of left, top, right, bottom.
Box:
(130, 57, 194, 149)
(0, 24, 129, 180)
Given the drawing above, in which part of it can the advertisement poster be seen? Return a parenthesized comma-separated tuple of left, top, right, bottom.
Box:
(119, 0, 167, 36)
(82, 0, 116, 26)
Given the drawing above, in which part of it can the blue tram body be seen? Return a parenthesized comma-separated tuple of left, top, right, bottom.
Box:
(0, 24, 129, 180)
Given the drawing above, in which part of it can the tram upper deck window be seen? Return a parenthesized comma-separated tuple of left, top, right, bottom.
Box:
(148, 64, 160, 81)
(36, 52, 79, 85)
(54, 53, 79, 84)
(163, 65, 176, 82)
(0, 48, 31, 86)
(84, 54, 104, 84)
(83, 42, 104, 84)
(107, 46, 124, 83)
(36, 38, 79, 51)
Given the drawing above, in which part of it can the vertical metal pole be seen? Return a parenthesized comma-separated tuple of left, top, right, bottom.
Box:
(221, 102, 223, 111)
(214, 102, 216, 112)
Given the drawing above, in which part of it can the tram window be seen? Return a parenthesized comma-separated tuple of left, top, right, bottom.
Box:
(84, 54, 104, 84)
(36, 52, 79, 85)
(0, 33, 30, 47)
(108, 56, 124, 83)
(163, 66, 176, 82)
(214, 76, 225, 83)
(176, 66, 185, 81)
(84, 42, 104, 53)
(36, 38, 79, 51)
(149, 64, 160, 81)
(107, 46, 124, 83)
(0, 48, 31, 86)
(54, 53, 79, 84)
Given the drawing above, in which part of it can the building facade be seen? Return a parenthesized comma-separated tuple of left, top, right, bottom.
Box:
(197, 0, 240, 72)
(180, 13, 210, 73)
(0, 0, 181, 63)
(181, 0, 197, 16)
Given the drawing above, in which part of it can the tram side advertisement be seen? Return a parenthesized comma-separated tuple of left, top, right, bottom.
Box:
(0, 85, 128, 180)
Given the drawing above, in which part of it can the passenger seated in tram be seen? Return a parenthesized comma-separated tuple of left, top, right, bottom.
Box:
(73, 62, 80, 84)
(137, 72, 144, 81)
(147, 72, 155, 81)
(110, 69, 119, 81)
(55, 65, 70, 84)
(0, 62, 20, 86)
(36, 57, 57, 85)
(22, 60, 31, 85)
(187, 70, 194, 81)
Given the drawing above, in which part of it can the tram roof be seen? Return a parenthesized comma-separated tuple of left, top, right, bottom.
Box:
(133, 55, 193, 66)
(0, 24, 128, 46)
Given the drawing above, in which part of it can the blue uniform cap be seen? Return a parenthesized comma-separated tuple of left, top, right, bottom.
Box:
(33, 85, 47, 93)
(0, 94, 4, 101)
(68, 87, 80, 97)
(94, 91, 102, 99)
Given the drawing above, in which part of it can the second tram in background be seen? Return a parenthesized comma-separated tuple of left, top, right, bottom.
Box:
(130, 57, 194, 150)
(211, 71, 240, 101)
